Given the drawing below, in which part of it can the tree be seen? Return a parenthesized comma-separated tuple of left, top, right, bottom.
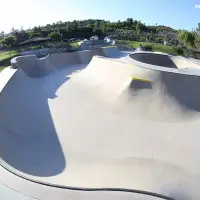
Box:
(28, 32, 42, 38)
(129, 18, 133, 26)
(48, 31, 61, 41)
(173, 46, 184, 55)
(195, 35, 200, 49)
(95, 20, 100, 29)
(101, 24, 106, 34)
(0, 35, 16, 47)
(139, 36, 146, 42)
(71, 20, 78, 31)
(196, 23, 200, 35)
(100, 21, 106, 34)
(126, 18, 130, 26)
(116, 20, 121, 28)
(0, 31, 4, 37)
(178, 30, 195, 48)
(93, 28, 97, 33)
(156, 37, 163, 43)
(13, 30, 28, 44)
(126, 18, 133, 27)
(136, 21, 142, 33)
(170, 39, 175, 45)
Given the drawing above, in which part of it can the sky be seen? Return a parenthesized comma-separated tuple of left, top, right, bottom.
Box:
(1, 0, 200, 33)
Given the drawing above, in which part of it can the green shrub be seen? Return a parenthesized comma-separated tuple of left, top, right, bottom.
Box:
(30, 46, 41, 50)
(173, 46, 184, 55)
(144, 45, 153, 51)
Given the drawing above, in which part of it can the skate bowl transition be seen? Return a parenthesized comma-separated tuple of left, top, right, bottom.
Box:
(0, 47, 200, 199)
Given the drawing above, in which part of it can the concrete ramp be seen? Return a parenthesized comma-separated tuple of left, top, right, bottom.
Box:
(170, 55, 200, 69)
(129, 53, 178, 68)
(101, 46, 123, 58)
(77, 56, 133, 100)
(48, 50, 103, 68)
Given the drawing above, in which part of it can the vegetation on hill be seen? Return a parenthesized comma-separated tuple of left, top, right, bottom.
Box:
(119, 40, 183, 55)
(0, 18, 178, 48)
(0, 18, 200, 58)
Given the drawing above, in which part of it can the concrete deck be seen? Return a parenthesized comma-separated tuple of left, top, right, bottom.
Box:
(0, 48, 200, 199)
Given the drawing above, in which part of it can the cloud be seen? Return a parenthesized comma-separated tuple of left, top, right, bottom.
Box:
(195, 4, 200, 9)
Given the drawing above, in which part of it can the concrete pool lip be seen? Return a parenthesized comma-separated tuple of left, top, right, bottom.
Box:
(0, 48, 200, 199)
(128, 51, 200, 76)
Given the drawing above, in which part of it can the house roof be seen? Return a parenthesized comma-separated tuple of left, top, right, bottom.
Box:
(20, 37, 52, 45)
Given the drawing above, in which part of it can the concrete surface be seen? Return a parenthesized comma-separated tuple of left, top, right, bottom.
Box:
(0, 49, 200, 199)
(0, 181, 35, 200)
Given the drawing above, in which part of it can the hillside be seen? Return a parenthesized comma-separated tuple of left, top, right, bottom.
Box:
(0, 18, 178, 47)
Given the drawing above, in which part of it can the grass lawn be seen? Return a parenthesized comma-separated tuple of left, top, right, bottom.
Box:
(0, 50, 18, 60)
(119, 40, 180, 55)
(0, 67, 6, 72)
(69, 41, 79, 48)
(0, 51, 19, 72)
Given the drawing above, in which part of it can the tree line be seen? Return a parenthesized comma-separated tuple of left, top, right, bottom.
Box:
(1, 18, 199, 50)
(177, 26, 200, 50)
(0, 18, 179, 48)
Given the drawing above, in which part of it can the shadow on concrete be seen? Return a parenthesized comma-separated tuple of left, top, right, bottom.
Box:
(161, 72, 200, 112)
(130, 53, 178, 68)
(130, 79, 153, 90)
(162, 182, 192, 200)
(0, 64, 85, 177)
(107, 52, 130, 58)
(44, 64, 86, 99)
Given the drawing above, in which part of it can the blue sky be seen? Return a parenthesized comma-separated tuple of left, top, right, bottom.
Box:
(1, 0, 200, 32)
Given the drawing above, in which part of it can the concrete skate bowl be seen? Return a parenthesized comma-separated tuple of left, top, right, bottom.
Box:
(128, 52, 200, 113)
(1, 51, 200, 200)
(129, 52, 200, 69)
(100, 46, 130, 58)
(0, 51, 105, 179)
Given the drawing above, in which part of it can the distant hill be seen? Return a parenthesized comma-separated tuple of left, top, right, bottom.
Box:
(0, 18, 179, 47)
(147, 25, 177, 33)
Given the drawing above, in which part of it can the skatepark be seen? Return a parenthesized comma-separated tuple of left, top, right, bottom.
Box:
(0, 47, 200, 199)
